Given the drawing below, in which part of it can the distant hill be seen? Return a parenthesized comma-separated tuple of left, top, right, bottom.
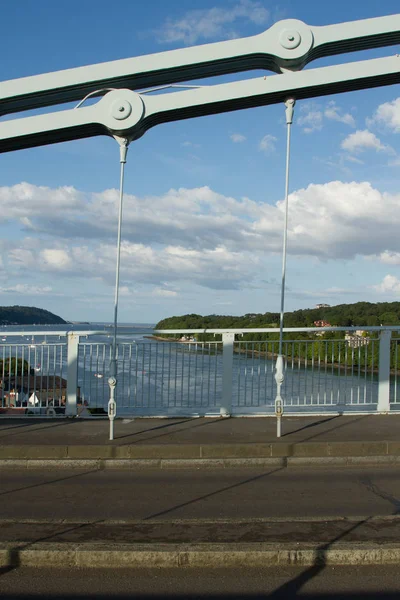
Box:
(155, 301, 400, 330)
(0, 305, 67, 325)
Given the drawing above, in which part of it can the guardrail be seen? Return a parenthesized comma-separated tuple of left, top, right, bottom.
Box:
(0, 327, 399, 416)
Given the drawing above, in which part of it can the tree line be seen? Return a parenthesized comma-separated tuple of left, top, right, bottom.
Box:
(155, 301, 400, 331)
(155, 302, 400, 371)
(0, 305, 66, 325)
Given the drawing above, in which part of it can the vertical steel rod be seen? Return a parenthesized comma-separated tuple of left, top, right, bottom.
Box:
(274, 98, 295, 437)
(108, 139, 129, 441)
(278, 99, 295, 356)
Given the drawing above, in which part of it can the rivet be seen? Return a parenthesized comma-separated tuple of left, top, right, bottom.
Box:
(279, 29, 301, 50)
(110, 98, 133, 120)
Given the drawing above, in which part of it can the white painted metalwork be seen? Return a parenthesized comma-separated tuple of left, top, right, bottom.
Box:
(1, 15, 400, 151)
(1, 327, 399, 418)
(378, 330, 392, 412)
(274, 98, 295, 436)
(66, 333, 79, 416)
(0, 338, 67, 415)
(221, 332, 235, 416)
(2, 15, 400, 110)
(2, 14, 400, 429)
(107, 139, 129, 440)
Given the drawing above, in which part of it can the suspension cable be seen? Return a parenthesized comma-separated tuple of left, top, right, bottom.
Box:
(108, 139, 129, 441)
(278, 98, 295, 355)
(274, 98, 295, 438)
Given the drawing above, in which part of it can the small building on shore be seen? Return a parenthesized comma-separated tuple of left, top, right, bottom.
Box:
(0, 375, 80, 408)
(345, 331, 370, 348)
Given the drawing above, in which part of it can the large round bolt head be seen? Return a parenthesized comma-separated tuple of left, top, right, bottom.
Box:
(100, 89, 144, 133)
(279, 29, 301, 49)
(110, 99, 132, 120)
(108, 376, 117, 386)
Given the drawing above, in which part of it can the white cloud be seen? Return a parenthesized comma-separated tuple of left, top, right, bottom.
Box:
(374, 274, 400, 294)
(41, 249, 72, 270)
(298, 105, 323, 134)
(19, 216, 37, 230)
(324, 101, 355, 127)
(7, 248, 36, 268)
(368, 98, 400, 132)
(258, 134, 277, 154)
(0, 182, 84, 222)
(257, 180, 400, 260)
(156, 0, 269, 45)
(5, 180, 400, 294)
(343, 155, 364, 165)
(376, 251, 400, 265)
(0, 284, 53, 295)
(341, 130, 392, 154)
(4, 237, 260, 292)
(298, 101, 355, 134)
(230, 133, 246, 143)
(153, 288, 179, 298)
(181, 141, 200, 148)
(119, 286, 131, 297)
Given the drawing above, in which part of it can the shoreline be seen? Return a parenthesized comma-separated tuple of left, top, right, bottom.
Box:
(145, 336, 385, 376)
(144, 335, 193, 343)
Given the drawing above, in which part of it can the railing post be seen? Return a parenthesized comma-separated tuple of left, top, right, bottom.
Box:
(221, 332, 235, 416)
(66, 332, 79, 417)
(378, 329, 391, 413)
(337, 339, 346, 407)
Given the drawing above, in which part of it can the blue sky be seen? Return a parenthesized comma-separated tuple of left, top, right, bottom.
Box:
(1, 0, 400, 324)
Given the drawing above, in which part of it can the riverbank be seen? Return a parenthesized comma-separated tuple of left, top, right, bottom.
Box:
(144, 335, 196, 343)
(145, 335, 387, 376)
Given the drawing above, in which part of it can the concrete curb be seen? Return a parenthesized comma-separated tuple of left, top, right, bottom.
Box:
(1, 441, 400, 461)
(1, 455, 400, 469)
(1, 542, 400, 568)
(4, 515, 400, 525)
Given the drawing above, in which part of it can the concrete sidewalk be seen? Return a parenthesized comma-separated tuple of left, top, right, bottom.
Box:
(0, 414, 400, 466)
(2, 516, 400, 568)
(4, 516, 400, 545)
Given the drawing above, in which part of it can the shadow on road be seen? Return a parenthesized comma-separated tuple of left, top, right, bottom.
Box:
(144, 466, 285, 520)
(116, 417, 224, 444)
(269, 517, 371, 597)
(289, 415, 369, 442)
(0, 591, 399, 599)
(0, 419, 80, 439)
(282, 415, 340, 437)
(0, 469, 98, 498)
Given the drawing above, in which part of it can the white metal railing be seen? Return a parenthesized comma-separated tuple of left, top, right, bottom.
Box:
(0, 326, 399, 417)
(233, 338, 379, 412)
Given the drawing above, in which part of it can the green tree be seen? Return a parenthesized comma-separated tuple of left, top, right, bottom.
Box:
(0, 358, 32, 378)
(366, 315, 380, 327)
(379, 312, 399, 325)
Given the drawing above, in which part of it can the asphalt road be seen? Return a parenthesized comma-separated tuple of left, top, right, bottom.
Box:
(1, 566, 400, 599)
(1, 465, 400, 520)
